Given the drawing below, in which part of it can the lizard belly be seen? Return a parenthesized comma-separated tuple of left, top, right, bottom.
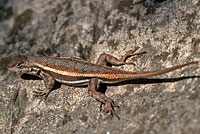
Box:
(55, 78, 89, 86)
(46, 70, 90, 86)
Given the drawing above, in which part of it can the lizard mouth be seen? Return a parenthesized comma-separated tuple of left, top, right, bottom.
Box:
(7, 55, 28, 72)
(7, 67, 21, 73)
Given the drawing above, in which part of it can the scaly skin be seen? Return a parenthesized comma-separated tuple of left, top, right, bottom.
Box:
(7, 49, 198, 119)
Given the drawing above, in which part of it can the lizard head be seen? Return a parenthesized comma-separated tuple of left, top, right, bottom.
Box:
(7, 55, 29, 73)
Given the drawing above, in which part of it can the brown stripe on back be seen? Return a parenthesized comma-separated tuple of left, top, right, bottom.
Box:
(29, 56, 134, 75)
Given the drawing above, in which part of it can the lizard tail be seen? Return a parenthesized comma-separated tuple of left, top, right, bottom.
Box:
(105, 61, 198, 80)
(126, 61, 198, 79)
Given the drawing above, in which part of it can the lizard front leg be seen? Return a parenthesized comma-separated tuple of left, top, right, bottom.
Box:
(97, 48, 146, 66)
(20, 67, 54, 97)
(88, 78, 120, 119)
(33, 71, 56, 99)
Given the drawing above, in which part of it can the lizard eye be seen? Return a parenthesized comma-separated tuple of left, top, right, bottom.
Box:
(17, 63, 23, 68)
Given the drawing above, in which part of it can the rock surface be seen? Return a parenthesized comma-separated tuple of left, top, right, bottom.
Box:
(0, 0, 200, 133)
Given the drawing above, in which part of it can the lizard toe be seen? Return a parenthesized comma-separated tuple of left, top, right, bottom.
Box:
(102, 101, 120, 119)
(33, 89, 49, 96)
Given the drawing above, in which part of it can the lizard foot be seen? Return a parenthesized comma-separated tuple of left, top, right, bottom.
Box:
(100, 100, 120, 119)
(32, 88, 50, 100)
(121, 48, 147, 65)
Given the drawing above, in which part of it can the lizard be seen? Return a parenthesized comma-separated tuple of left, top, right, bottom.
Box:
(7, 49, 198, 119)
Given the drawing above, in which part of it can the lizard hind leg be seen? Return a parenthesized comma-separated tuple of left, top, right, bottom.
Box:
(88, 78, 120, 119)
(97, 47, 146, 66)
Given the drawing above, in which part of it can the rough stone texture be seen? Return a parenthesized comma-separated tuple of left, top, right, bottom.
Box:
(0, 0, 200, 133)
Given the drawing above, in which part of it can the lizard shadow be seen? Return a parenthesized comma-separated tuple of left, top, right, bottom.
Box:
(21, 74, 200, 94)
(21, 74, 42, 80)
(99, 75, 200, 94)
(21, 74, 62, 90)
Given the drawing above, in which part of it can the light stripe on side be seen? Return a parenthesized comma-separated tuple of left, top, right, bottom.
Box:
(35, 63, 130, 79)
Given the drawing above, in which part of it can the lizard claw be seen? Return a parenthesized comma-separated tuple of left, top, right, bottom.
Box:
(124, 62, 136, 65)
(126, 49, 139, 55)
(126, 50, 147, 57)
